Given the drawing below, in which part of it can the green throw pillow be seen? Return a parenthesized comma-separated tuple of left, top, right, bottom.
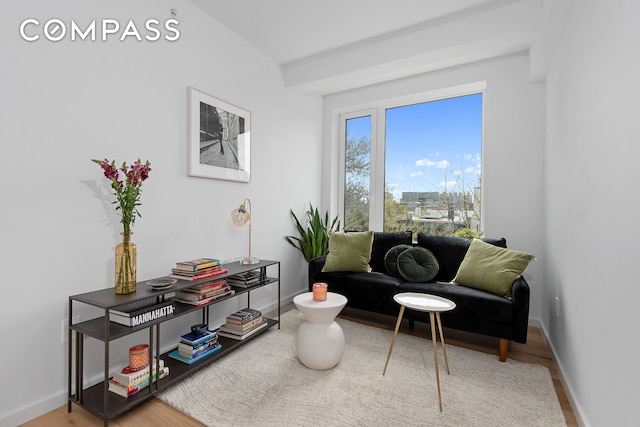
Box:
(384, 244, 413, 278)
(322, 231, 374, 273)
(397, 246, 439, 282)
(452, 239, 534, 299)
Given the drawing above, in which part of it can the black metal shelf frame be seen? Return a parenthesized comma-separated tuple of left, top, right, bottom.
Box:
(67, 260, 280, 426)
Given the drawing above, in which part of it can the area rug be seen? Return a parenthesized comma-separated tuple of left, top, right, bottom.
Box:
(158, 309, 566, 426)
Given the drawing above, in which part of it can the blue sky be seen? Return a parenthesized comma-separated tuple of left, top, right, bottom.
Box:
(348, 93, 482, 200)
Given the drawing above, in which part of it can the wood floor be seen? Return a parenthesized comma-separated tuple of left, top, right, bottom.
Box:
(22, 305, 577, 427)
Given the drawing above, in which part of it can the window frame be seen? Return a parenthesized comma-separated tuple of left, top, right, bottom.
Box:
(337, 81, 487, 232)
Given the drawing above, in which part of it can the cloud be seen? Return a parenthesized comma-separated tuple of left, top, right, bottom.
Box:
(439, 180, 457, 189)
(409, 171, 423, 178)
(415, 158, 449, 169)
(464, 153, 481, 162)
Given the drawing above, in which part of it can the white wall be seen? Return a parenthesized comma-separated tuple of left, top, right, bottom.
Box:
(544, 1, 640, 425)
(0, 1, 321, 425)
(323, 54, 545, 321)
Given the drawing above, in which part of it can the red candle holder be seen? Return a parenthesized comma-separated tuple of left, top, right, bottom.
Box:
(312, 282, 328, 301)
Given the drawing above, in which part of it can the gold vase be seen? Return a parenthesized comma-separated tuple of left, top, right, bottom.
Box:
(115, 232, 137, 294)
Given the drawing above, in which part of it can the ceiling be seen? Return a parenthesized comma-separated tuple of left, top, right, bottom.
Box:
(190, 0, 542, 94)
(190, 0, 503, 65)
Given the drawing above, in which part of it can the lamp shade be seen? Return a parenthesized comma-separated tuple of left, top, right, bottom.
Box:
(231, 205, 250, 227)
(230, 199, 259, 264)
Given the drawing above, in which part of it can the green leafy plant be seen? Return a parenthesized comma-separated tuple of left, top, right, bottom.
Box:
(453, 228, 483, 239)
(285, 203, 340, 262)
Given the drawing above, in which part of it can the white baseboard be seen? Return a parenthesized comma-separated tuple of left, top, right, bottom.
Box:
(0, 391, 66, 427)
(536, 319, 588, 427)
(5, 292, 300, 426)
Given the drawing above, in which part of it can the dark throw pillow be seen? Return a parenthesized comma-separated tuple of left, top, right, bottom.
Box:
(396, 247, 439, 282)
(383, 244, 413, 278)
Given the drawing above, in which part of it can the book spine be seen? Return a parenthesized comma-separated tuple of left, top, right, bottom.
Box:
(223, 317, 264, 331)
(175, 260, 220, 271)
(171, 266, 222, 275)
(175, 286, 232, 301)
(174, 290, 235, 306)
(110, 304, 176, 327)
(227, 311, 261, 322)
(179, 343, 219, 359)
(109, 369, 168, 397)
(111, 365, 167, 387)
(180, 280, 228, 293)
(170, 269, 228, 281)
(180, 331, 217, 346)
(168, 344, 222, 364)
(110, 301, 175, 317)
(178, 338, 218, 354)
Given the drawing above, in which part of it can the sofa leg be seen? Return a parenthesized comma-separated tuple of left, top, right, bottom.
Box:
(499, 339, 509, 362)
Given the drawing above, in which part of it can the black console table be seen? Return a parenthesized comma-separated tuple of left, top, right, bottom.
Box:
(67, 260, 280, 426)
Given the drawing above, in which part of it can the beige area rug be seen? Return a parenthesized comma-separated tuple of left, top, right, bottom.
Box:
(158, 309, 566, 427)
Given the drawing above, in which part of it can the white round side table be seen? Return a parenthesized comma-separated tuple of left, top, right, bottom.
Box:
(293, 292, 348, 370)
(382, 292, 456, 412)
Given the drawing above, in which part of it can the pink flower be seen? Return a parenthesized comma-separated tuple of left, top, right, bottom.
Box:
(92, 158, 152, 233)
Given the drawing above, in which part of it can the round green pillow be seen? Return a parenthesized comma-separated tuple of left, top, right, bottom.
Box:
(397, 247, 439, 282)
(384, 244, 413, 278)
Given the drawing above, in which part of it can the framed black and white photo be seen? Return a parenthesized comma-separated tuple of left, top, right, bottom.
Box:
(187, 87, 251, 182)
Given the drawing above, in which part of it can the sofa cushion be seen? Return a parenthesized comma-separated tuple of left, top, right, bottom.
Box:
(369, 231, 412, 273)
(383, 244, 413, 278)
(398, 281, 514, 324)
(397, 247, 439, 282)
(314, 270, 402, 307)
(322, 231, 374, 273)
(417, 234, 507, 282)
(453, 239, 534, 299)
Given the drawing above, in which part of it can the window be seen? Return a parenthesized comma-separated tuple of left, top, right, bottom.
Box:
(340, 86, 484, 237)
(343, 114, 372, 231)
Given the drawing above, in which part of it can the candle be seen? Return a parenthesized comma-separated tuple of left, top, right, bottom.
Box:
(129, 344, 149, 370)
(312, 282, 328, 301)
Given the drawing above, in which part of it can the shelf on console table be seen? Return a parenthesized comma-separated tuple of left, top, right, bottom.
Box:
(67, 259, 280, 426)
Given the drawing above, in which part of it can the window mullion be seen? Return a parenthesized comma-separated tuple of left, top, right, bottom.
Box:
(369, 108, 385, 231)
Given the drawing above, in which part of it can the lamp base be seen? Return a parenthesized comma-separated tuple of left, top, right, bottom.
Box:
(241, 257, 260, 265)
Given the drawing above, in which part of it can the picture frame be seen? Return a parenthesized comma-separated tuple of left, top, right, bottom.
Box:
(187, 87, 251, 182)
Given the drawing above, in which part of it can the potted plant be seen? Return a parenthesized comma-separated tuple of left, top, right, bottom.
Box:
(285, 203, 340, 262)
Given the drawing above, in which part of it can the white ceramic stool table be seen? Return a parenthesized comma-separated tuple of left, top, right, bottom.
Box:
(383, 292, 456, 412)
(293, 292, 348, 370)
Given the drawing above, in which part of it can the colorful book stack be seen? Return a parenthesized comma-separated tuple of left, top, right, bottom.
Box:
(172, 279, 235, 306)
(217, 308, 268, 340)
(169, 329, 222, 364)
(108, 359, 169, 398)
(226, 269, 264, 288)
(169, 258, 229, 282)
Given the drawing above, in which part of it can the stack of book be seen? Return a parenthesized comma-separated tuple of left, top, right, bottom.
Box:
(172, 279, 235, 306)
(168, 329, 222, 364)
(217, 308, 268, 340)
(226, 269, 264, 288)
(108, 359, 169, 398)
(109, 297, 175, 327)
(169, 258, 228, 282)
